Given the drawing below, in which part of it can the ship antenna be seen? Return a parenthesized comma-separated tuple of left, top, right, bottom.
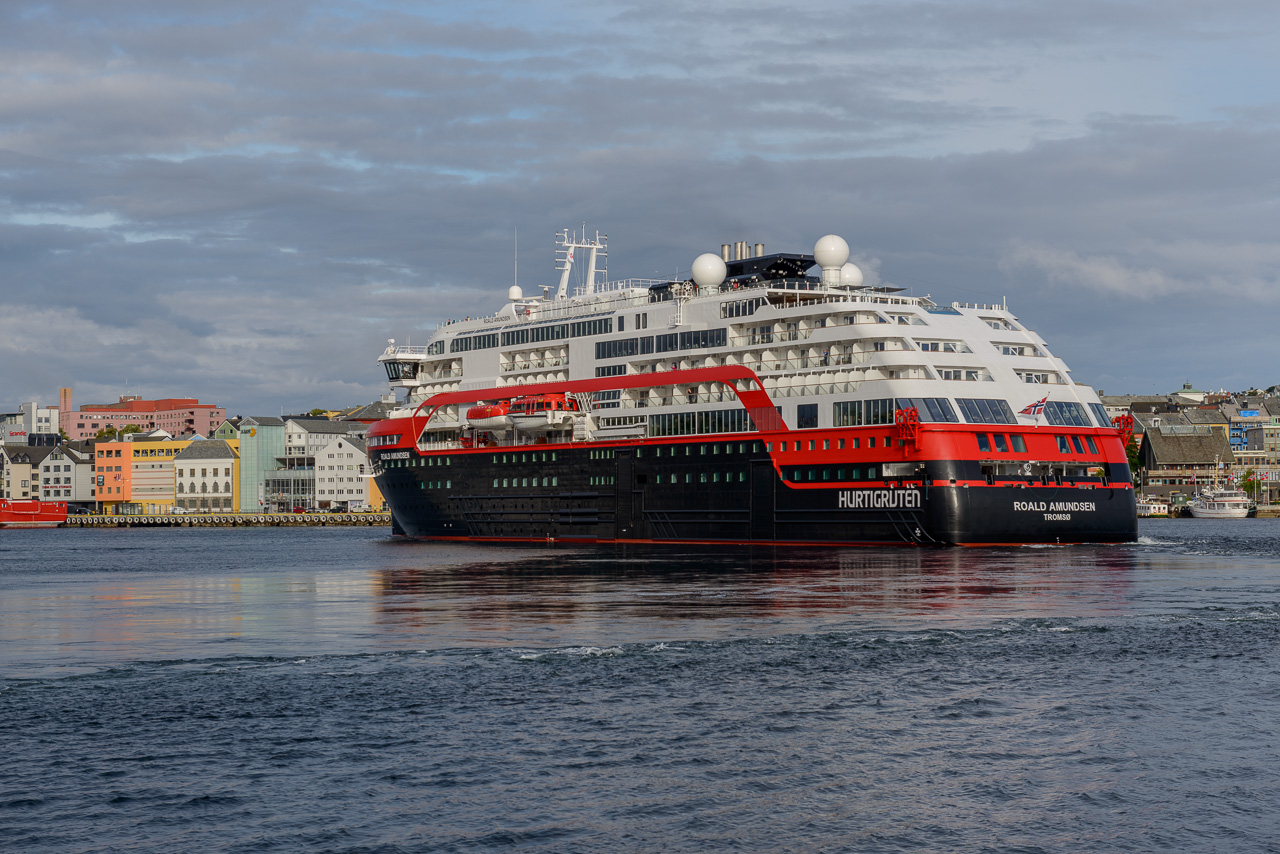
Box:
(514, 227, 518, 290)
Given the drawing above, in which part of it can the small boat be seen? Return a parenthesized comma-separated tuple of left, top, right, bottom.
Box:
(466, 401, 513, 431)
(1136, 497, 1169, 518)
(0, 499, 68, 528)
(1187, 487, 1250, 519)
(509, 394, 582, 433)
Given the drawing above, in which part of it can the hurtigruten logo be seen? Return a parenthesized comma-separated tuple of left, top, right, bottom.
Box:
(837, 489, 922, 510)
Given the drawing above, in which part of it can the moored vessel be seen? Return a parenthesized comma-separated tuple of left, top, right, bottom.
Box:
(1187, 487, 1250, 519)
(0, 499, 68, 528)
(368, 227, 1137, 546)
(1136, 497, 1170, 518)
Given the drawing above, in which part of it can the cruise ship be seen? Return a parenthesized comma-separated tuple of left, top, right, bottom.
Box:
(367, 227, 1137, 545)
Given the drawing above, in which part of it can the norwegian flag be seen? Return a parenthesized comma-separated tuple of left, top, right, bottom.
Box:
(1019, 396, 1048, 417)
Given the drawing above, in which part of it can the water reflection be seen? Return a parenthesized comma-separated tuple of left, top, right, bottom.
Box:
(10, 524, 1274, 679)
(371, 544, 1143, 637)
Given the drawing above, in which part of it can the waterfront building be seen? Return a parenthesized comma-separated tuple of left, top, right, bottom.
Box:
(1, 445, 56, 500)
(1138, 425, 1236, 500)
(264, 419, 367, 511)
(59, 388, 225, 442)
(312, 435, 374, 509)
(94, 435, 195, 515)
(37, 442, 96, 507)
(173, 441, 240, 512)
(234, 416, 287, 513)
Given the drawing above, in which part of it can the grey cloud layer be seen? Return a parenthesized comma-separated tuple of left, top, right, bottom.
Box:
(2, 0, 1278, 411)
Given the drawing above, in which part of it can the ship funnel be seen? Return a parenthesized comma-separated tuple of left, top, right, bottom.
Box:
(721, 244, 732, 262)
(814, 235, 850, 287)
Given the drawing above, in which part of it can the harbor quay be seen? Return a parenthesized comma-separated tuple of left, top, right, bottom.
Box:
(62, 512, 392, 529)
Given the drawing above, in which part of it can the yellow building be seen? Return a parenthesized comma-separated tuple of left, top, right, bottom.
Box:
(96, 436, 193, 515)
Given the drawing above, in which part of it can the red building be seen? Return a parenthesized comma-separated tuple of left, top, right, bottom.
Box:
(59, 388, 225, 441)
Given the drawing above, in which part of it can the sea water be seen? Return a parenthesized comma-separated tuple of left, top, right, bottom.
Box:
(3, 521, 1280, 852)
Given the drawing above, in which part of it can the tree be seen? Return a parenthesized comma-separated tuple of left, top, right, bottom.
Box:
(1125, 435, 1141, 474)
(309, 408, 328, 416)
(94, 424, 144, 441)
(1240, 468, 1262, 500)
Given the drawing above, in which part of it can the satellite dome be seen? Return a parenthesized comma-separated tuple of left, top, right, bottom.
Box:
(691, 253, 728, 289)
(813, 234, 850, 269)
(840, 262, 863, 288)
(507, 285, 523, 301)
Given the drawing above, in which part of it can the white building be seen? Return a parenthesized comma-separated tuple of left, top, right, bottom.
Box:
(1, 401, 59, 444)
(37, 443, 96, 507)
(313, 436, 371, 509)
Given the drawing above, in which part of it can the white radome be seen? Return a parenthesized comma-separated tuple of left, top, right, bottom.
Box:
(508, 285, 523, 300)
(691, 253, 728, 289)
(840, 262, 863, 288)
(813, 234, 850, 269)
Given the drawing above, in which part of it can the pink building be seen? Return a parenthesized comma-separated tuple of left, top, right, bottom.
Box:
(59, 388, 225, 441)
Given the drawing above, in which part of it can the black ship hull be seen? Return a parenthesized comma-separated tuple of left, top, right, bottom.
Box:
(374, 438, 1137, 546)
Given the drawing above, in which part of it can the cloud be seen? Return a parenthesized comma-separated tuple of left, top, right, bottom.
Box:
(5, 0, 1280, 413)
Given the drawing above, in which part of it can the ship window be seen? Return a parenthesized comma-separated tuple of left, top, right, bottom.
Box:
(1086, 437, 1098, 454)
(552, 476, 558, 486)
(976, 434, 991, 452)
(1071, 436, 1085, 454)
(851, 438, 860, 449)
(1011, 435, 1027, 453)
(808, 440, 816, 451)
(867, 466, 877, 479)
(797, 404, 818, 430)
(994, 435, 1008, 453)
(686, 473, 693, 483)
(713, 472, 720, 482)
(493, 479, 499, 488)
(868, 437, 876, 448)
(1044, 401, 1090, 428)
(794, 441, 801, 451)
(1056, 436, 1070, 454)
(522, 477, 529, 487)
(503, 478, 509, 487)
(823, 469, 831, 481)
(895, 398, 960, 423)
(956, 398, 1018, 425)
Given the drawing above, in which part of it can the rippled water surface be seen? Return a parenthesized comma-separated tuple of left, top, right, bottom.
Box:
(4, 521, 1280, 851)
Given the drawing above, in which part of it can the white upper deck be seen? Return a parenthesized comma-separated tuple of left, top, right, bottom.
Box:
(376, 231, 1111, 437)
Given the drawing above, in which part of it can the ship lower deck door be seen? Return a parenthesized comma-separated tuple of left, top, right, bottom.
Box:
(750, 459, 775, 541)
(615, 449, 636, 539)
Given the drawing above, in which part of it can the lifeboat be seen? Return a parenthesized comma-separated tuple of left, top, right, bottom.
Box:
(466, 401, 513, 431)
(509, 394, 581, 433)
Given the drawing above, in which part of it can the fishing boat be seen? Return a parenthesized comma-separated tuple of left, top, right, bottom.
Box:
(368, 227, 1137, 545)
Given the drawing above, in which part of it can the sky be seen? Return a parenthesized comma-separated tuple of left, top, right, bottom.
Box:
(3, 0, 1280, 416)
